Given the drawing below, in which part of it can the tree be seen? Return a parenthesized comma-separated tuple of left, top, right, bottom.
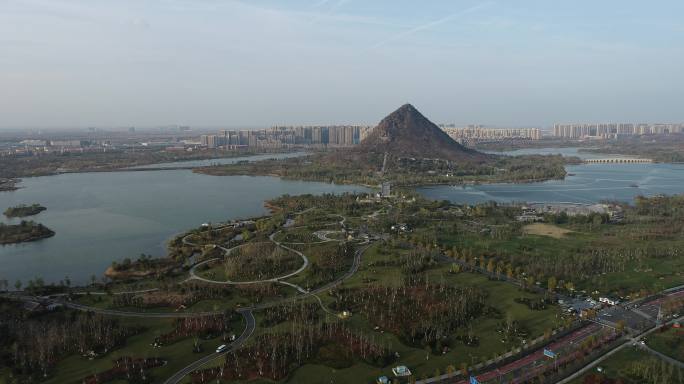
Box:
(547, 276, 557, 292)
(14, 280, 22, 291)
(564, 281, 574, 292)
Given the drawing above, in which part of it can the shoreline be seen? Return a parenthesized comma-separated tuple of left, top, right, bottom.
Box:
(0, 229, 55, 245)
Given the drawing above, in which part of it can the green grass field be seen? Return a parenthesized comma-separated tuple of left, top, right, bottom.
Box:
(645, 326, 684, 361)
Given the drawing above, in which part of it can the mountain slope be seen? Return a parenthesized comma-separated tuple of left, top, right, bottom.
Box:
(359, 104, 489, 162)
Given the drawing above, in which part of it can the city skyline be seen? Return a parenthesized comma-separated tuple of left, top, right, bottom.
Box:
(2, 0, 684, 128)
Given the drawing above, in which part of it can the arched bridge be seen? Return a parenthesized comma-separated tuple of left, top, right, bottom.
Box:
(584, 158, 653, 164)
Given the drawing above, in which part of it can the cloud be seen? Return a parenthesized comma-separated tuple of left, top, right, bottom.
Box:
(311, 0, 333, 7)
(128, 18, 151, 29)
(370, 2, 494, 49)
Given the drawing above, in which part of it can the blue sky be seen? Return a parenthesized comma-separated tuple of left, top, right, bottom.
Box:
(1, 0, 683, 128)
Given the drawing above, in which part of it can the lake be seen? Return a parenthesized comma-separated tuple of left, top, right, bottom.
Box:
(130, 151, 309, 169)
(2, 147, 683, 285)
(418, 148, 684, 205)
(0, 170, 365, 285)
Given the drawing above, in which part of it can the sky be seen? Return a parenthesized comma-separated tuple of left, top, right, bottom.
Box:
(1, 0, 683, 129)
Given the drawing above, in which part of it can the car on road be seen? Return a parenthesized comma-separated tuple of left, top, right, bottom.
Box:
(216, 344, 228, 353)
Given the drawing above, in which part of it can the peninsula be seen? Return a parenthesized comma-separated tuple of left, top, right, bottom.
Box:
(196, 104, 569, 186)
(4, 203, 47, 218)
(0, 220, 55, 245)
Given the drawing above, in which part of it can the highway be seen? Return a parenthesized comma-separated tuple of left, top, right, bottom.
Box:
(558, 314, 684, 384)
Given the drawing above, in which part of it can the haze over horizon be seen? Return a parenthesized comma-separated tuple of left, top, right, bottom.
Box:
(2, 0, 683, 129)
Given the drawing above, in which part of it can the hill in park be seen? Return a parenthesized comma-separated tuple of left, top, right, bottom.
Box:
(358, 103, 490, 162)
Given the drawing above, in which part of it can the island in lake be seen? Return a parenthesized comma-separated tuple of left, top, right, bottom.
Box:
(0, 178, 19, 192)
(4, 203, 47, 218)
(0, 220, 55, 244)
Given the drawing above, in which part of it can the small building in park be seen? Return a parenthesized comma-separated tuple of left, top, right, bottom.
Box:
(392, 365, 412, 377)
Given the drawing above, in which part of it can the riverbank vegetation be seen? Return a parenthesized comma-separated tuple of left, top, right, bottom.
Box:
(0, 220, 54, 244)
(3, 203, 46, 218)
(106, 254, 179, 280)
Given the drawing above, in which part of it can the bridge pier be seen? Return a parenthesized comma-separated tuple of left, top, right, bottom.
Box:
(583, 158, 653, 164)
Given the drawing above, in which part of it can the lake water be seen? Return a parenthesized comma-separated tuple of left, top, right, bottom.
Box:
(130, 151, 309, 169)
(0, 170, 365, 285)
(2, 147, 683, 285)
(418, 148, 684, 205)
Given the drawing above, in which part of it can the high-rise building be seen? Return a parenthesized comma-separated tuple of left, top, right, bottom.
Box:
(552, 123, 684, 138)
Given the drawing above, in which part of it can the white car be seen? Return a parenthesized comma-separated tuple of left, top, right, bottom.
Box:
(216, 344, 228, 353)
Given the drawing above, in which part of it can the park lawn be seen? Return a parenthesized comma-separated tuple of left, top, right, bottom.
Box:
(74, 294, 179, 313)
(74, 293, 117, 308)
(195, 259, 231, 281)
(522, 223, 574, 239)
(283, 242, 353, 290)
(44, 314, 244, 384)
(74, 291, 264, 314)
(0, 368, 13, 384)
(439, 227, 595, 261)
(341, 243, 411, 288)
(319, 266, 560, 381)
(197, 243, 301, 283)
(186, 298, 246, 313)
(286, 361, 388, 384)
(570, 347, 650, 384)
(438, 221, 684, 295)
(274, 227, 321, 244)
(581, 251, 684, 297)
(43, 317, 216, 384)
(645, 326, 684, 361)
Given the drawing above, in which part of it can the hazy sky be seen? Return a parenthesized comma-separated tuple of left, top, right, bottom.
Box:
(1, 0, 683, 128)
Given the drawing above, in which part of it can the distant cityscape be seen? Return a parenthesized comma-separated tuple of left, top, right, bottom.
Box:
(553, 123, 684, 139)
(3, 120, 684, 157)
(199, 125, 373, 149)
(439, 124, 542, 143)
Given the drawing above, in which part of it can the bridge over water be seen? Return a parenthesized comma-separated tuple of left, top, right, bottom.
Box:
(584, 158, 653, 164)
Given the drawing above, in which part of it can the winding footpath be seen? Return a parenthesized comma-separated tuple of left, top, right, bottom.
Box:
(1, 209, 372, 384)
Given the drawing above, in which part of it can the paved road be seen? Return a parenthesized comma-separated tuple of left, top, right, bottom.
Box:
(163, 309, 256, 384)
